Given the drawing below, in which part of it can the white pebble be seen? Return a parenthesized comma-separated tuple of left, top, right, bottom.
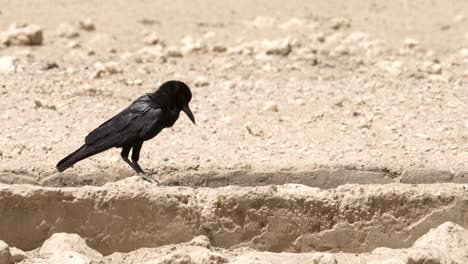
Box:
(194, 76, 209, 87)
(0, 56, 17, 74)
(79, 18, 96, 31)
(264, 101, 279, 112)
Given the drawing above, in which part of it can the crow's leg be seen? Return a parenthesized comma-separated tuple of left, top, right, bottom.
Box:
(121, 144, 138, 172)
(131, 141, 144, 174)
(131, 141, 155, 182)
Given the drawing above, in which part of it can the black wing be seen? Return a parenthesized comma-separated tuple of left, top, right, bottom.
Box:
(85, 96, 164, 149)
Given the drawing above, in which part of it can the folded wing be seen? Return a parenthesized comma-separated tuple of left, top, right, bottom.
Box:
(85, 98, 164, 149)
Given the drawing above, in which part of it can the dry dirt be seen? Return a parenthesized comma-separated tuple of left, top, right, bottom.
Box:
(0, 0, 467, 263)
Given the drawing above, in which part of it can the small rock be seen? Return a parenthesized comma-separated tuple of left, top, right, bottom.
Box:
(137, 18, 160, 25)
(42, 62, 59, 70)
(0, 240, 12, 264)
(142, 32, 163, 45)
(34, 100, 57, 110)
(453, 14, 466, 23)
(194, 76, 209, 87)
(67, 40, 80, 49)
(93, 61, 122, 78)
(330, 44, 350, 57)
(189, 235, 211, 248)
(134, 79, 143, 86)
(261, 38, 293, 56)
(403, 37, 419, 49)
(330, 17, 351, 30)
(180, 36, 207, 54)
(0, 56, 17, 74)
(79, 18, 95, 31)
(39, 233, 103, 262)
(164, 46, 183, 58)
(314, 253, 338, 264)
(212, 44, 227, 52)
(56, 23, 79, 39)
(459, 48, 468, 58)
(420, 61, 442, 74)
(203, 31, 215, 38)
(378, 60, 403, 76)
(223, 81, 235, 90)
(295, 98, 306, 106)
(9, 247, 26, 263)
(264, 101, 279, 112)
(1, 23, 43, 46)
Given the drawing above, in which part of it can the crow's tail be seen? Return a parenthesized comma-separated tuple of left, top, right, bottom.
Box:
(56, 145, 100, 172)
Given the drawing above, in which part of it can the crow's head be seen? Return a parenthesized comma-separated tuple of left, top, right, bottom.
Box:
(159, 80, 195, 124)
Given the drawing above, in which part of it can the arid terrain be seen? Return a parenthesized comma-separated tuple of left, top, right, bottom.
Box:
(0, 0, 467, 263)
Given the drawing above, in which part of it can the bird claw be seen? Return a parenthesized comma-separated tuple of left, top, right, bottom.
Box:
(139, 174, 158, 184)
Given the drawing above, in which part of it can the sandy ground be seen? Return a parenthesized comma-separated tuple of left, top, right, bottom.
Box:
(0, 0, 467, 263)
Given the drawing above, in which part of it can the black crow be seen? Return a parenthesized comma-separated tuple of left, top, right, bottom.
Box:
(56, 80, 195, 180)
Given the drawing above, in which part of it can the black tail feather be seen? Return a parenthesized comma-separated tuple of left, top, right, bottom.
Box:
(56, 145, 96, 172)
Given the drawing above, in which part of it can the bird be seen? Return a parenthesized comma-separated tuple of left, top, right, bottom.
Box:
(56, 80, 195, 181)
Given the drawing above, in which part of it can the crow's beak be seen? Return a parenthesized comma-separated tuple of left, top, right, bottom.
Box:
(182, 104, 196, 125)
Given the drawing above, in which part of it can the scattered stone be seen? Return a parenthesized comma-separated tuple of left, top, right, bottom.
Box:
(79, 18, 96, 31)
(39, 233, 103, 262)
(34, 100, 57, 110)
(0, 240, 11, 264)
(223, 81, 235, 90)
(459, 48, 468, 58)
(42, 62, 59, 70)
(378, 60, 403, 76)
(1, 23, 43, 46)
(261, 38, 293, 56)
(203, 31, 215, 39)
(330, 17, 351, 30)
(164, 46, 183, 58)
(142, 32, 163, 45)
(420, 61, 442, 74)
(403, 37, 419, 49)
(212, 44, 227, 52)
(180, 36, 207, 54)
(453, 14, 466, 23)
(137, 18, 160, 25)
(93, 61, 122, 78)
(9, 247, 25, 263)
(314, 253, 338, 264)
(330, 44, 350, 56)
(295, 98, 306, 106)
(0, 56, 17, 74)
(189, 235, 211, 248)
(194, 76, 209, 87)
(264, 101, 279, 112)
(124, 79, 144, 86)
(246, 125, 264, 137)
(67, 40, 81, 49)
(56, 23, 79, 39)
